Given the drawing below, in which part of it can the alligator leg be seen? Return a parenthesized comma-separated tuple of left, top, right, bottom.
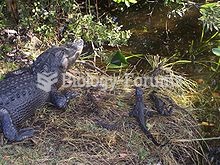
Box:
(49, 90, 78, 109)
(0, 108, 34, 141)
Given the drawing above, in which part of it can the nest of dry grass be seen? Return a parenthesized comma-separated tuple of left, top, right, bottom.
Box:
(0, 64, 211, 165)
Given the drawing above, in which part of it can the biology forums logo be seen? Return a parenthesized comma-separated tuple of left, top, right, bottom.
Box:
(37, 72, 58, 92)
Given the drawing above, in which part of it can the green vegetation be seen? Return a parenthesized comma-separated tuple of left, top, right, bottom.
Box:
(0, 0, 131, 51)
(199, 2, 220, 32)
(65, 14, 131, 46)
(113, 0, 137, 7)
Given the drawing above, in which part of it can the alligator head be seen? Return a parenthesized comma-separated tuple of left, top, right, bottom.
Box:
(60, 39, 84, 70)
(32, 39, 84, 73)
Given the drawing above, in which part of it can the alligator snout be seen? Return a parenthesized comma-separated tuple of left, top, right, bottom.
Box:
(66, 39, 84, 60)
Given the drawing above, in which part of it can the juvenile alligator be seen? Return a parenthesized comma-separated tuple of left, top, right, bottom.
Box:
(0, 39, 84, 142)
(149, 91, 173, 116)
(129, 87, 168, 147)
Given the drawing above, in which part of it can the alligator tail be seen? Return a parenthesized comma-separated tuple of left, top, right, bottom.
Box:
(141, 125, 169, 147)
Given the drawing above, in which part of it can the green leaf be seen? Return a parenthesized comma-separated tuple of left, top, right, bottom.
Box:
(124, 0, 130, 7)
(129, 0, 137, 4)
(212, 48, 220, 56)
(113, 0, 122, 3)
(110, 51, 128, 65)
(201, 3, 217, 9)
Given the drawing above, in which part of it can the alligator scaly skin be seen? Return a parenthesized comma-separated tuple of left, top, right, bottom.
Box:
(0, 39, 84, 142)
(129, 87, 168, 147)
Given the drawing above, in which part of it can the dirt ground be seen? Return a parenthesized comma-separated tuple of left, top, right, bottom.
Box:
(0, 83, 210, 165)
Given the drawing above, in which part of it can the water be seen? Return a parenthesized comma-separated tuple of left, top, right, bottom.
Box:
(117, 4, 202, 56)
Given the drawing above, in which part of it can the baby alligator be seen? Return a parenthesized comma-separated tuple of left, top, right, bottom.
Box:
(149, 91, 173, 116)
(129, 87, 168, 147)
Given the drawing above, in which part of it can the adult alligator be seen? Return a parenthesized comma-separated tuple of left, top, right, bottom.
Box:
(0, 39, 83, 142)
(129, 87, 168, 147)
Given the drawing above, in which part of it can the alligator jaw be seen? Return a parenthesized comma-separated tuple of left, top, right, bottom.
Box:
(66, 39, 84, 65)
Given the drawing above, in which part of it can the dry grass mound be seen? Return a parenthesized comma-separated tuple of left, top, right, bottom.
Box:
(0, 68, 211, 165)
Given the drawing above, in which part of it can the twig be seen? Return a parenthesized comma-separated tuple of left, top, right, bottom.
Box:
(174, 136, 220, 142)
(77, 60, 109, 77)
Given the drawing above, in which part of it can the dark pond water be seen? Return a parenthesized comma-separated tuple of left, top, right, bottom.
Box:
(110, 3, 219, 83)
(117, 4, 202, 56)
